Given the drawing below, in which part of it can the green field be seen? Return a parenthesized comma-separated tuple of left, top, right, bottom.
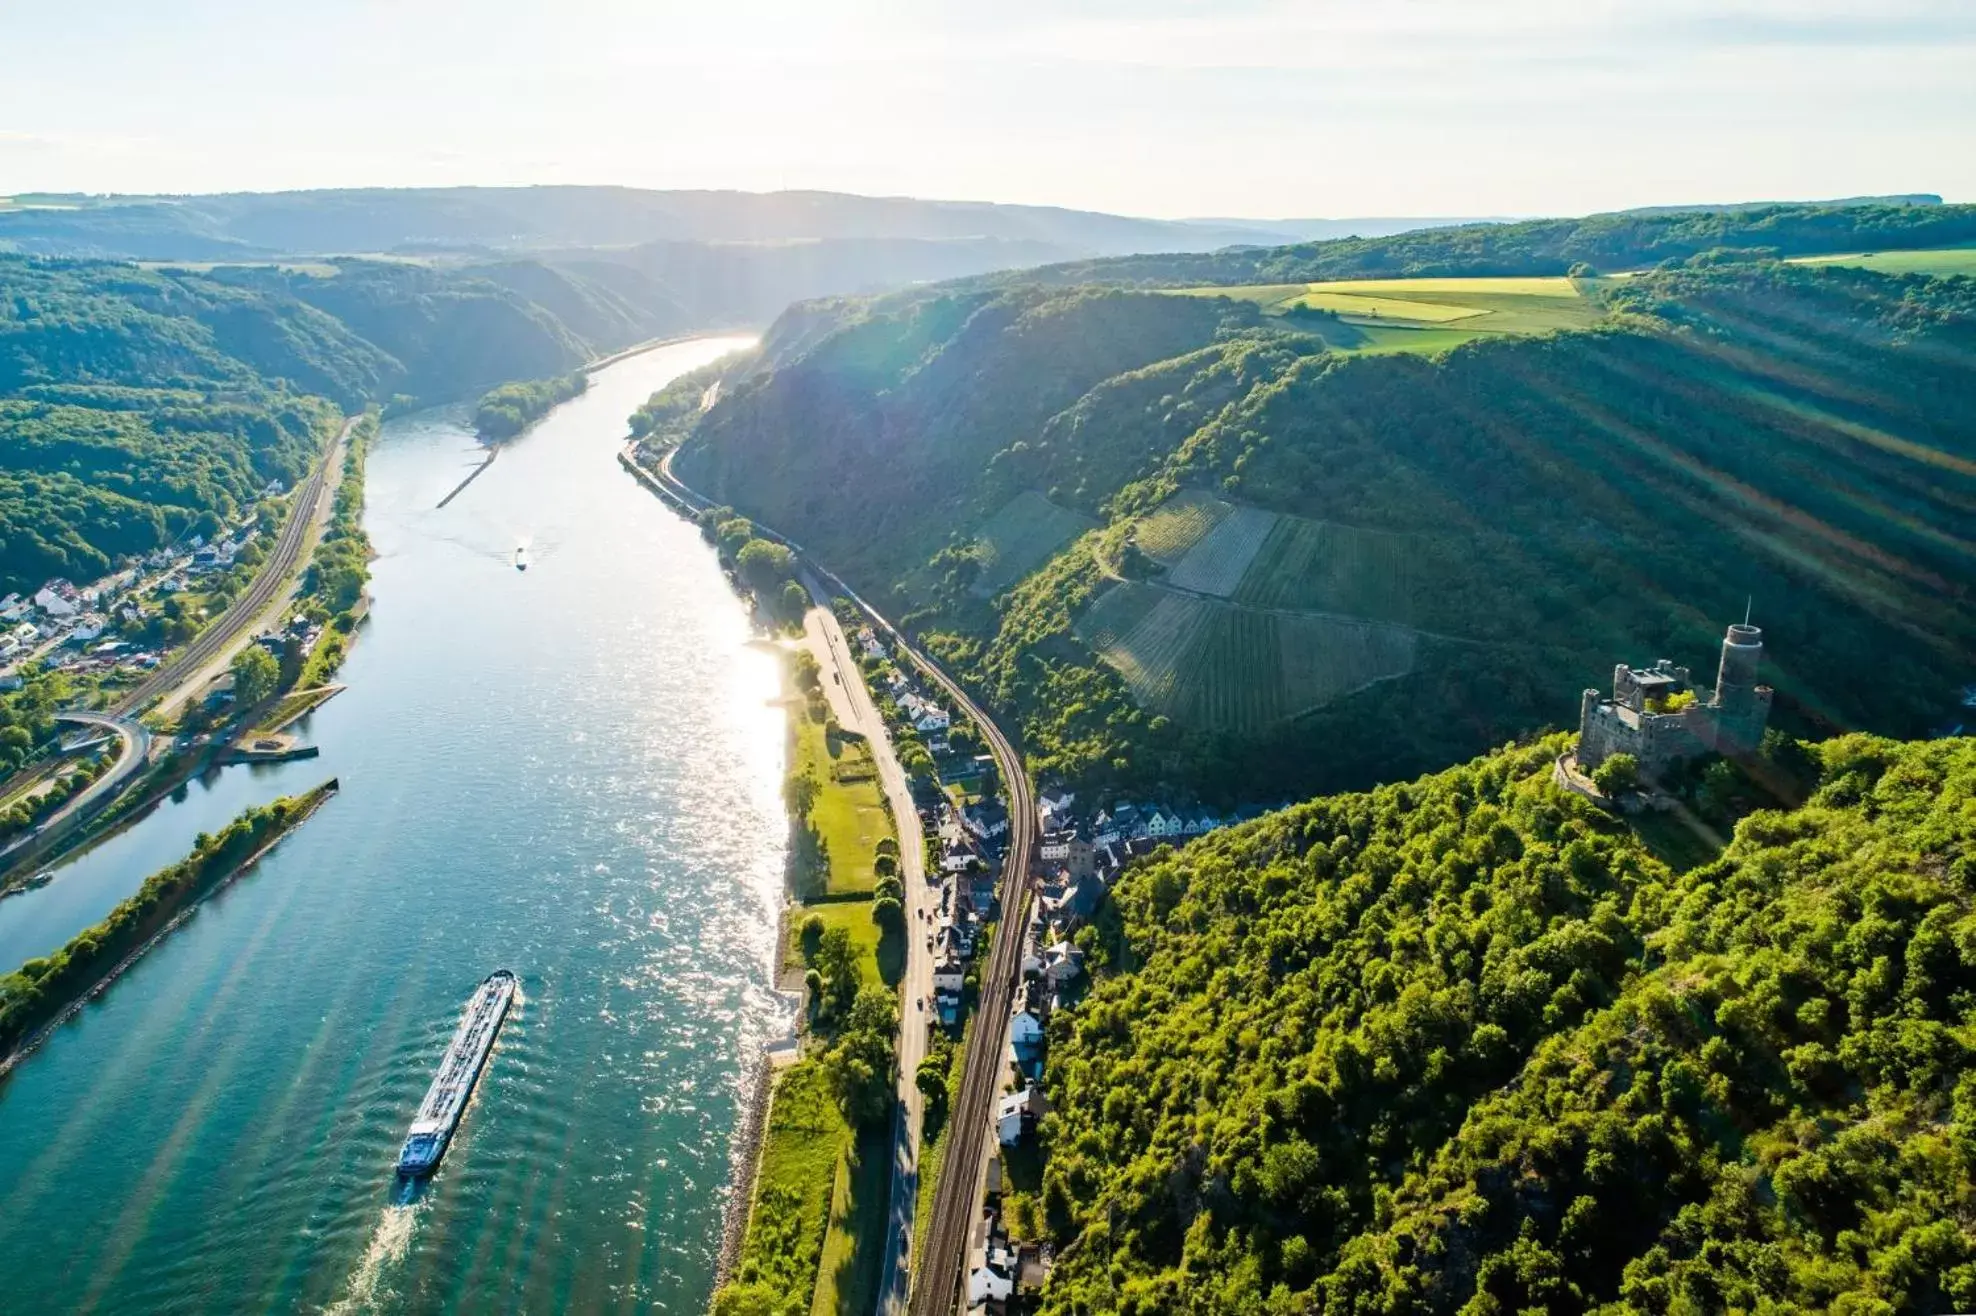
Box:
(795, 714, 893, 897)
(1232, 514, 1421, 623)
(810, 1126, 892, 1316)
(727, 1060, 854, 1308)
(1163, 274, 1603, 355)
(1165, 505, 1279, 596)
(1791, 248, 1976, 277)
(1288, 291, 1488, 322)
(969, 491, 1098, 596)
(1131, 488, 1232, 562)
(1074, 582, 1418, 732)
(783, 899, 895, 990)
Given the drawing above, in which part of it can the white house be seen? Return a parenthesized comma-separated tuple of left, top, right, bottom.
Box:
(968, 1238, 1016, 1307)
(1145, 807, 1185, 840)
(997, 1087, 1046, 1146)
(933, 950, 965, 997)
(1010, 1007, 1044, 1051)
(1044, 941, 1085, 985)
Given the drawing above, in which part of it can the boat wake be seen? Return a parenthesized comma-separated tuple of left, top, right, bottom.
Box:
(325, 1200, 419, 1316)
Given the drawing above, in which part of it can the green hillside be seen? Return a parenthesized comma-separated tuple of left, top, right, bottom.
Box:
(0, 253, 663, 592)
(1035, 731, 1976, 1314)
(669, 257, 1975, 803)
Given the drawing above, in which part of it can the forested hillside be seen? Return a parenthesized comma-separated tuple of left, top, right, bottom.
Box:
(1034, 731, 1976, 1313)
(672, 258, 1975, 802)
(0, 254, 654, 592)
(993, 200, 1976, 289)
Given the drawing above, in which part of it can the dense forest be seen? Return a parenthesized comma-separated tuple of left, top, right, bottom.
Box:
(1032, 731, 1976, 1313)
(0, 254, 664, 594)
(672, 253, 1975, 804)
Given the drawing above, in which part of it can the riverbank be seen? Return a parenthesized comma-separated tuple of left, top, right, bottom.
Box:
(615, 473, 908, 1315)
(0, 781, 338, 1076)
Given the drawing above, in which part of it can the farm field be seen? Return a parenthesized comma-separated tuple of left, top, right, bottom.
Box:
(1289, 291, 1488, 322)
(1233, 515, 1421, 623)
(1165, 505, 1279, 595)
(969, 490, 1097, 596)
(1074, 582, 1419, 733)
(1790, 248, 1976, 277)
(1132, 488, 1232, 562)
(1162, 274, 1604, 353)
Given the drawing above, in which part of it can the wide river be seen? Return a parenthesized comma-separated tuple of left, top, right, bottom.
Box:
(0, 339, 789, 1314)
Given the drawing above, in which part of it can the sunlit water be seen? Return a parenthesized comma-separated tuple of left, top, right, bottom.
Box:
(0, 338, 788, 1314)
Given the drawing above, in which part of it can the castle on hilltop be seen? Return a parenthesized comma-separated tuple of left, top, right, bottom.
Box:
(1577, 622, 1773, 776)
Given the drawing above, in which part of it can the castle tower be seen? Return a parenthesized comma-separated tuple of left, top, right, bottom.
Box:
(1713, 623, 1763, 717)
(1710, 622, 1771, 754)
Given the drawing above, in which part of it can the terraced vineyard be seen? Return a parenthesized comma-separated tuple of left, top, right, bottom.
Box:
(970, 491, 1098, 596)
(1131, 488, 1231, 563)
(1074, 582, 1419, 733)
(1233, 516, 1420, 623)
(1165, 505, 1279, 595)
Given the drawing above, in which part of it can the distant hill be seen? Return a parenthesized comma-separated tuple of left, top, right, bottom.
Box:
(670, 224, 1976, 803)
(0, 186, 1286, 262)
(973, 199, 1976, 288)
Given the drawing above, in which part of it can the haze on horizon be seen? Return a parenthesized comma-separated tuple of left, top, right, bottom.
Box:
(4, 0, 1973, 220)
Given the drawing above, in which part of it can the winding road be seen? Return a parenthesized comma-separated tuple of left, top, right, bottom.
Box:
(0, 711, 153, 870)
(635, 446, 1037, 1315)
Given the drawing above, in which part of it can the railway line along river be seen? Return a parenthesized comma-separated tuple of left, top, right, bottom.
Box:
(0, 337, 787, 1315)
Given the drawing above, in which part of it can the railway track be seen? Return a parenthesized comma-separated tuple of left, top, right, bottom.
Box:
(111, 416, 353, 718)
(639, 448, 1035, 1314)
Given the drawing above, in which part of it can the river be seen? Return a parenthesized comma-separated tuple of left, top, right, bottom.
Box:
(0, 338, 788, 1315)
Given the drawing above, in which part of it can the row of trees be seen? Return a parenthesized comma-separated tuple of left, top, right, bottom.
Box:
(0, 785, 335, 1055)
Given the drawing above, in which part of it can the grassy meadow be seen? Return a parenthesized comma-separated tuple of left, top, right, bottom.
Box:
(1791, 247, 1976, 277)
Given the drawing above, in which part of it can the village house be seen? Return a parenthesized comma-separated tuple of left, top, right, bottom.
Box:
(1043, 940, 1085, 986)
(996, 1086, 1047, 1146)
(967, 1214, 1016, 1308)
(34, 584, 79, 618)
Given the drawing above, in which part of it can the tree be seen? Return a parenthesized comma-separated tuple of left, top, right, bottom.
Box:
(1590, 752, 1639, 797)
(230, 645, 279, 708)
(736, 538, 795, 591)
(779, 579, 810, 620)
(871, 894, 905, 932)
(799, 913, 825, 960)
(823, 986, 898, 1126)
(813, 925, 861, 1013)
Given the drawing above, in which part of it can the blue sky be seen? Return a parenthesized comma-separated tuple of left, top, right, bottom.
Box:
(2, 0, 1971, 217)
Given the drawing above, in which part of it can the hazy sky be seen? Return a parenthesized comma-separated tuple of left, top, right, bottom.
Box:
(3, 0, 1971, 218)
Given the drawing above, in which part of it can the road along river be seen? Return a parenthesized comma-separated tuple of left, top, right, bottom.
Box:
(0, 337, 792, 1315)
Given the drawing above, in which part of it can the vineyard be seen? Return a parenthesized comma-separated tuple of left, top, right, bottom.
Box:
(1075, 582, 1420, 734)
(970, 491, 1098, 596)
(1232, 515, 1420, 623)
(1164, 505, 1280, 596)
(1131, 488, 1232, 563)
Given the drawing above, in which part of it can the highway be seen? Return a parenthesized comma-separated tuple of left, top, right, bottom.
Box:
(638, 446, 1036, 1315)
(111, 414, 355, 718)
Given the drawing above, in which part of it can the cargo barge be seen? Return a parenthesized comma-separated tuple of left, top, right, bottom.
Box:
(397, 969, 517, 1177)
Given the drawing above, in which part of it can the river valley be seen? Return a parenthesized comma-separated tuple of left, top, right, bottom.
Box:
(0, 338, 786, 1315)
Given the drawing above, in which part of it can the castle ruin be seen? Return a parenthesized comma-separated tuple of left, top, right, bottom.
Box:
(1577, 623, 1773, 777)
